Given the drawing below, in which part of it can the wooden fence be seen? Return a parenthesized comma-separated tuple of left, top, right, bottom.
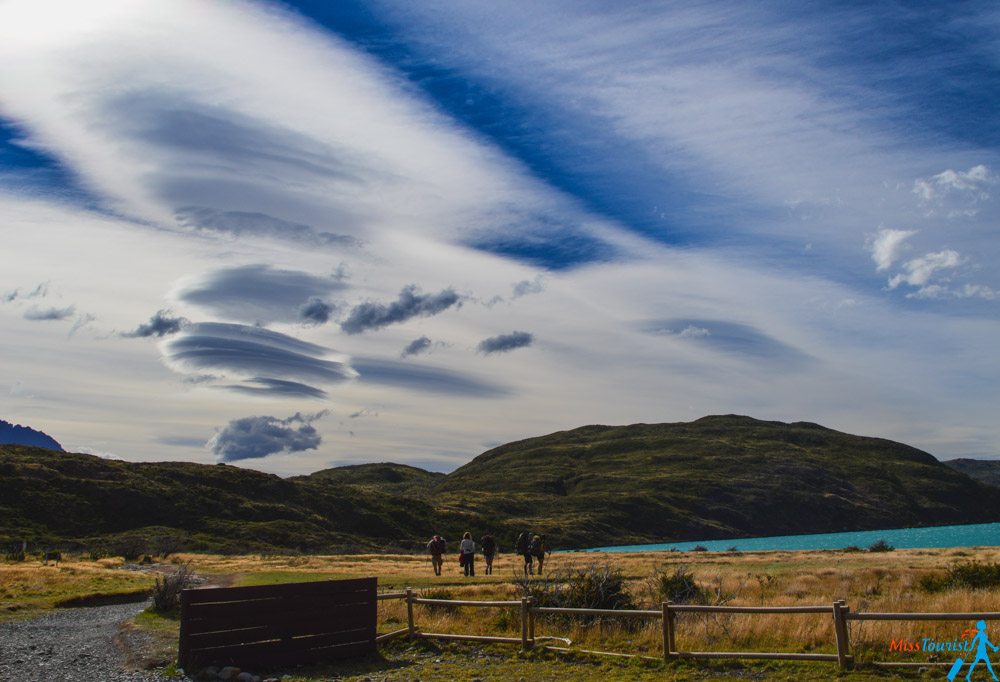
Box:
(379, 589, 1000, 670)
(179, 577, 377, 670)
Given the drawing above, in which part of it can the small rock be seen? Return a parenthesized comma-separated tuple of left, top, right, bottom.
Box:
(236, 673, 255, 682)
(196, 666, 220, 680)
(218, 666, 242, 681)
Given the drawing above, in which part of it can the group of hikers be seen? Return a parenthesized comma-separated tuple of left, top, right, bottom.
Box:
(426, 531, 547, 577)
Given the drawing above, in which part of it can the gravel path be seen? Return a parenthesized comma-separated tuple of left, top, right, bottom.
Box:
(0, 602, 185, 682)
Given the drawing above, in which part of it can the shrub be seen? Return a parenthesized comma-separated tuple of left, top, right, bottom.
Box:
(920, 562, 1000, 593)
(419, 588, 457, 611)
(151, 564, 195, 615)
(111, 535, 147, 562)
(514, 563, 635, 617)
(842, 545, 862, 553)
(653, 565, 708, 604)
(690, 545, 708, 552)
(867, 539, 894, 553)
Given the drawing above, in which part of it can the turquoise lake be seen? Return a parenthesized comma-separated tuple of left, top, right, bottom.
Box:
(584, 521, 1000, 553)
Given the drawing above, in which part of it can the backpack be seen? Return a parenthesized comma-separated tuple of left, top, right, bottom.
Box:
(530, 537, 543, 556)
(428, 538, 445, 554)
(515, 532, 529, 554)
(481, 535, 496, 554)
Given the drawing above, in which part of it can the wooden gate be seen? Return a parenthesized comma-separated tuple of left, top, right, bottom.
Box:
(178, 577, 376, 671)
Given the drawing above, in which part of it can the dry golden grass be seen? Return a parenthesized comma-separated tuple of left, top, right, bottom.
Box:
(163, 546, 1000, 662)
(0, 557, 155, 619)
(6, 546, 1000, 667)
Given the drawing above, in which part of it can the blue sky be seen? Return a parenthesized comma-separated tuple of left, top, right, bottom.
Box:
(0, 0, 998, 473)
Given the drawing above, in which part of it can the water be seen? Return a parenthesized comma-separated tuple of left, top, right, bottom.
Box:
(583, 521, 1000, 553)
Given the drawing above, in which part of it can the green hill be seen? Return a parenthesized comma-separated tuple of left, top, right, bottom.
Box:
(944, 458, 1000, 488)
(2, 416, 998, 552)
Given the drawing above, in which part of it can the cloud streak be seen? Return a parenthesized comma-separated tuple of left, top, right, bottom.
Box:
(477, 331, 533, 355)
(341, 285, 461, 334)
(122, 309, 189, 338)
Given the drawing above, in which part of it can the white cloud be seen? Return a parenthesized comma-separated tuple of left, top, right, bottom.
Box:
(888, 250, 963, 290)
(868, 228, 917, 272)
(913, 164, 995, 202)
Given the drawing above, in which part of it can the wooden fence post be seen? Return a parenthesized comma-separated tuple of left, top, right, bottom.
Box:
(662, 601, 676, 661)
(833, 600, 850, 669)
(520, 597, 529, 650)
(527, 597, 535, 645)
(406, 587, 415, 637)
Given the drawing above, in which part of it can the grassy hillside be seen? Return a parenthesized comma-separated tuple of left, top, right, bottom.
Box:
(944, 458, 1000, 488)
(433, 415, 1000, 547)
(3, 416, 999, 552)
(0, 446, 436, 552)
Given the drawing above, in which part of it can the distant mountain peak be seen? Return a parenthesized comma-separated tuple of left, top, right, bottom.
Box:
(0, 419, 63, 451)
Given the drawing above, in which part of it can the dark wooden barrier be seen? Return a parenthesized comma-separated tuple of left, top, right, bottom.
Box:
(179, 577, 376, 671)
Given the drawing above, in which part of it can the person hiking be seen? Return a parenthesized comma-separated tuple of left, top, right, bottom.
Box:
(530, 534, 546, 575)
(964, 619, 999, 682)
(426, 534, 446, 576)
(480, 532, 497, 575)
(515, 531, 533, 575)
(459, 531, 476, 577)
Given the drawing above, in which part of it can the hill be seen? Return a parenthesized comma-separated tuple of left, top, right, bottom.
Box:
(0, 419, 63, 451)
(944, 458, 1000, 488)
(2, 416, 999, 552)
(0, 446, 436, 553)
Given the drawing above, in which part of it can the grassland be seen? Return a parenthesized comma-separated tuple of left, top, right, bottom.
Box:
(7, 546, 999, 679)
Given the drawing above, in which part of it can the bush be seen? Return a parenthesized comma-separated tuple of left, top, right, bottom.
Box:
(842, 545, 862, 553)
(151, 564, 195, 615)
(867, 539, 894, 553)
(419, 588, 456, 611)
(690, 545, 708, 552)
(111, 535, 147, 562)
(514, 563, 635, 615)
(653, 565, 708, 604)
(920, 562, 1000, 593)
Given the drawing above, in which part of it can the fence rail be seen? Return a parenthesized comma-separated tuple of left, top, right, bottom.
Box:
(376, 589, 1000, 669)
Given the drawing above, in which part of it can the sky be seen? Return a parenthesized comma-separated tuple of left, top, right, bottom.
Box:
(0, 0, 998, 475)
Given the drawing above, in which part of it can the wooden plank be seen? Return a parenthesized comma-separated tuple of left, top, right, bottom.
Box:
(544, 645, 663, 663)
(186, 602, 375, 635)
(412, 598, 520, 607)
(377, 592, 408, 600)
(183, 577, 375, 603)
(375, 627, 410, 643)
(418, 632, 522, 644)
(520, 598, 528, 650)
(673, 651, 839, 661)
(188, 623, 372, 650)
(185, 592, 373, 620)
(187, 638, 375, 668)
(848, 611, 1000, 621)
(669, 605, 833, 614)
(532, 607, 660, 617)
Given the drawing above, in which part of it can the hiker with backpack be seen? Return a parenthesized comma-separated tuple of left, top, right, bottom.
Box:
(427, 534, 446, 576)
(459, 531, 476, 576)
(480, 531, 497, 575)
(530, 534, 547, 575)
(515, 531, 533, 575)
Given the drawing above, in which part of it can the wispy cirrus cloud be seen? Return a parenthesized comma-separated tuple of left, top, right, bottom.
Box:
(23, 304, 74, 321)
